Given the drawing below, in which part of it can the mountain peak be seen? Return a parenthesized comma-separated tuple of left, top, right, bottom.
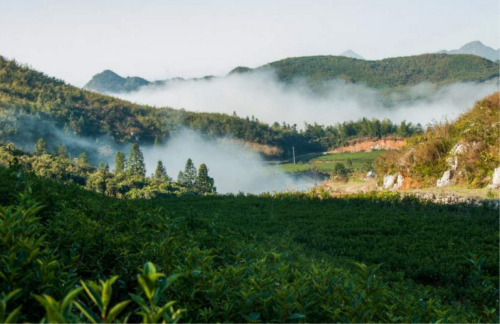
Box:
(100, 69, 121, 77)
(461, 40, 484, 47)
(339, 50, 364, 60)
(460, 41, 488, 51)
(84, 70, 150, 93)
(440, 41, 499, 62)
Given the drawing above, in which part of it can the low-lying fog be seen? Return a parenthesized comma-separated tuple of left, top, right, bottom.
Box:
(143, 129, 323, 194)
(117, 70, 499, 127)
(4, 115, 322, 193)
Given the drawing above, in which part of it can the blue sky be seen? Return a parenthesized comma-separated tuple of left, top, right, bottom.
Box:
(1, 0, 498, 86)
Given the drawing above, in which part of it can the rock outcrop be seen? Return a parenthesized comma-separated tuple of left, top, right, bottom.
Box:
(382, 174, 397, 190)
(437, 170, 454, 188)
(488, 167, 500, 189)
(382, 173, 422, 191)
(436, 143, 468, 187)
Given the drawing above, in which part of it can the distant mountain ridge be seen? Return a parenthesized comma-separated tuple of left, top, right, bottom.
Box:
(438, 41, 499, 62)
(257, 54, 498, 88)
(84, 70, 150, 93)
(84, 71, 214, 93)
(86, 52, 499, 94)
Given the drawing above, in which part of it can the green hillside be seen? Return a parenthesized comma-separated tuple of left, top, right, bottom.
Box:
(258, 54, 499, 88)
(0, 56, 419, 160)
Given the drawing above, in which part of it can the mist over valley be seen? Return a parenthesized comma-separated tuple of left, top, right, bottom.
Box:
(0, 2, 499, 322)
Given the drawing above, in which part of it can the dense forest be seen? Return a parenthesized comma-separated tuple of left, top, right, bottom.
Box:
(0, 56, 421, 161)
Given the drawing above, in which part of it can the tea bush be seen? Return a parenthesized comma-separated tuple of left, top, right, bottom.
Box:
(0, 167, 498, 322)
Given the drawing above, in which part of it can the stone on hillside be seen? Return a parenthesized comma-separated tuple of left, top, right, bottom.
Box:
(437, 170, 454, 188)
(383, 174, 396, 190)
(446, 156, 459, 170)
(451, 143, 467, 155)
(366, 171, 376, 178)
(395, 174, 404, 190)
(487, 167, 500, 189)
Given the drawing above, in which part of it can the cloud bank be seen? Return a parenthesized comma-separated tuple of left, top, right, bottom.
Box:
(117, 71, 499, 127)
(142, 129, 320, 194)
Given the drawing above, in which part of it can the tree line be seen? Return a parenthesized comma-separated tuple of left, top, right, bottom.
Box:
(1, 139, 216, 198)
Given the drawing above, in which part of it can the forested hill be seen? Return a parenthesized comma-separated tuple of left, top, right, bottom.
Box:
(84, 69, 150, 93)
(85, 53, 498, 94)
(255, 54, 498, 88)
(0, 55, 282, 152)
(0, 55, 421, 160)
(84, 70, 215, 93)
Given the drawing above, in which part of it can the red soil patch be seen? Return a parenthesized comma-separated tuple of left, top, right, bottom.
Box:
(399, 177, 423, 190)
(330, 139, 406, 153)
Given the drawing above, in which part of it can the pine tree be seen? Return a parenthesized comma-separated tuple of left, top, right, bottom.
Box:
(56, 144, 69, 159)
(127, 143, 146, 178)
(154, 160, 167, 182)
(195, 163, 215, 194)
(87, 163, 110, 194)
(35, 138, 47, 155)
(77, 152, 89, 169)
(114, 151, 125, 174)
(180, 158, 197, 189)
(177, 171, 185, 185)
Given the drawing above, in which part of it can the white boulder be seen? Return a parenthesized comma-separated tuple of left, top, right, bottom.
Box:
(395, 174, 404, 190)
(451, 143, 466, 155)
(487, 167, 500, 189)
(383, 174, 396, 190)
(437, 170, 454, 188)
(446, 156, 459, 171)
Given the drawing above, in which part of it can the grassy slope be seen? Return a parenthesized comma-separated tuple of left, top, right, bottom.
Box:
(375, 92, 500, 187)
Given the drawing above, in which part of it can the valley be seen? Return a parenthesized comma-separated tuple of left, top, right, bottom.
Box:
(0, 2, 499, 322)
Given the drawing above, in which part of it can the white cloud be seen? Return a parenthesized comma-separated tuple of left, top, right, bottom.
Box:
(118, 71, 499, 128)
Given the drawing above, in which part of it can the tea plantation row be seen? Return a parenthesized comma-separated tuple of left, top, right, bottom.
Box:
(0, 167, 498, 322)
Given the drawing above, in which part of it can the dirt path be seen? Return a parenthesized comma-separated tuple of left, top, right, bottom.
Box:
(322, 179, 377, 194)
(344, 181, 376, 193)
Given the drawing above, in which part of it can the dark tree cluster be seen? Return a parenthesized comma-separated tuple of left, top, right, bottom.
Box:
(0, 140, 216, 198)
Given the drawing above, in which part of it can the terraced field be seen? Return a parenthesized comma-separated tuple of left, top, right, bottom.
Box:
(279, 151, 383, 174)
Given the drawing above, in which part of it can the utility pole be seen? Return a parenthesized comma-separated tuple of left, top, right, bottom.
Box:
(292, 146, 296, 164)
